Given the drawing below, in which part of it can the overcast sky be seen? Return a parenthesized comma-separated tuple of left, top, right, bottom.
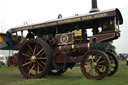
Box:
(0, 0, 128, 53)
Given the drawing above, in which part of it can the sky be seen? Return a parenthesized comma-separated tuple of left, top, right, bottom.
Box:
(0, 0, 128, 54)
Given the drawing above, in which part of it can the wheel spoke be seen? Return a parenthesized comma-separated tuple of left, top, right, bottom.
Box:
(22, 53, 31, 57)
(36, 48, 44, 56)
(37, 64, 40, 74)
(40, 50, 45, 56)
(40, 60, 46, 66)
(97, 64, 106, 67)
(28, 44, 33, 53)
(98, 60, 105, 64)
(96, 56, 102, 63)
(33, 44, 37, 55)
(88, 67, 93, 74)
(22, 61, 31, 66)
(97, 65, 106, 72)
(92, 68, 96, 76)
(37, 57, 47, 60)
(29, 64, 35, 74)
(27, 63, 32, 70)
(37, 62, 44, 69)
(26, 58, 30, 60)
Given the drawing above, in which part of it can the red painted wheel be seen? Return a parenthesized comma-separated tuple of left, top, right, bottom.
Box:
(17, 39, 52, 78)
(81, 50, 110, 80)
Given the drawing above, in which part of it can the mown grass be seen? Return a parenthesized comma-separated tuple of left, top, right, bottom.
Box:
(0, 61, 128, 85)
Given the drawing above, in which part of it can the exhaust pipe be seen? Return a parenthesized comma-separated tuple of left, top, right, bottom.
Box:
(90, 0, 99, 13)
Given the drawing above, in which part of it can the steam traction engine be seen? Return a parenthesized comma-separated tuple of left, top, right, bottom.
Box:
(6, 0, 123, 80)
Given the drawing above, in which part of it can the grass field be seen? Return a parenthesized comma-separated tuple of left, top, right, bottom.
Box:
(0, 61, 128, 85)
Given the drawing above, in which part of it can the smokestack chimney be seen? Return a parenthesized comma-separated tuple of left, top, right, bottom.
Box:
(90, 0, 99, 13)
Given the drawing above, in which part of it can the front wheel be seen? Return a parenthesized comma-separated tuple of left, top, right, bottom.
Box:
(81, 50, 110, 80)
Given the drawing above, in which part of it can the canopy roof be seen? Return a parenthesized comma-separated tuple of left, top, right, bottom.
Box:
(8, 8, 123, 33)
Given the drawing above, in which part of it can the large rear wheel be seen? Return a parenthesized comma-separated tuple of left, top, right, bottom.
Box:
(81, 50, 110, 80)
(17, 39, 52, 78)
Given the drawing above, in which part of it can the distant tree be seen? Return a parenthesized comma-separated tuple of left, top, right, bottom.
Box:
(104, 41, 117, 55)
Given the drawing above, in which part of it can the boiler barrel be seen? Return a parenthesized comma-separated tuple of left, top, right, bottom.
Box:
(57, 41, 90, 55)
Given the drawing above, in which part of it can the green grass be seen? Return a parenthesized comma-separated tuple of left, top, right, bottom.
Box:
(0, 61, 128, 85)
